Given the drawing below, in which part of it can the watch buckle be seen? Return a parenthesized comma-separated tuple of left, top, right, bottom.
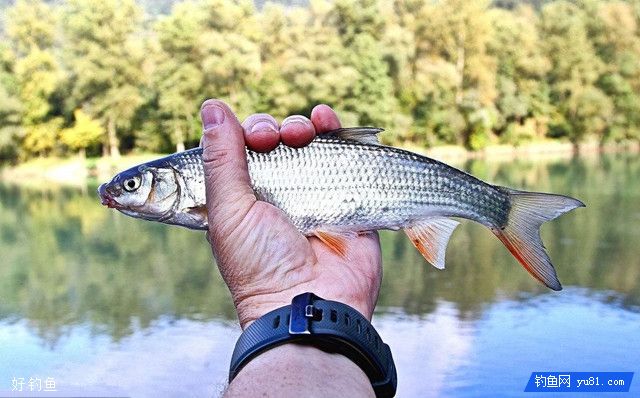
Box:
(289, 292, 322, 334)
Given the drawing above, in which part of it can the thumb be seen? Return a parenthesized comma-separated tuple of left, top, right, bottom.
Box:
(200, 99, 256, 240)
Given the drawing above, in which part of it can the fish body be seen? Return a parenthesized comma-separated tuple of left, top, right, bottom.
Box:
(98, 127, 584, 290)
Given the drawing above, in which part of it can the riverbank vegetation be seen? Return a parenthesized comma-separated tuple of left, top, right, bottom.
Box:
(1, 0, 640, 164)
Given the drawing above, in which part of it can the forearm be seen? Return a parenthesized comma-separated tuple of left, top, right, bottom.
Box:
(225, 344, 375, 398)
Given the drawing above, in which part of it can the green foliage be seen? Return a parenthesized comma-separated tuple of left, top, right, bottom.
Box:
(1, 0, 640, 164)
(22, 118, 63, 157)
(5, 0, 57, 56)
(198, 0, 261, 117)
(64, 0, 147, 157)
(14, 49, 61, 125)
(61, 110, 103, 154)
(540, 0, 615, 143)
(489, 6, 550, 139)
(334, 0, 396, 126)
(5, 0, 62, 159)
(0, 44, 23, 162)
(155, 1, 206, 151)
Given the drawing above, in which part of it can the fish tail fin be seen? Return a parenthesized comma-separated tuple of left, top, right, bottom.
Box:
(493, 189, 585, 291)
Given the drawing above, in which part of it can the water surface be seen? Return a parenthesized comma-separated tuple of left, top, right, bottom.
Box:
(0, 152, 638, 397)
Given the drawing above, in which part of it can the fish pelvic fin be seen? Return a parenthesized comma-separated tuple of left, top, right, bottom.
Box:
(313, 229, 357, 258)
(404, 217, 460, 269)
(494, 189, 585, 291)
(322, 127, 383, 145)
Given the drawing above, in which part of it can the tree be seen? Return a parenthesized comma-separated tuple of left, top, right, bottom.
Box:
(6, 0, 63, 157)
(540, 0, 607, 144)
(419, 0, 496, 107)
(3, 0, 640, 161)
(155, 1, 206, 152)
(331, 0, 398, 127)
(563, 85, 613, 144)
(61, 109, 103, 159)
(489, 6, 551, 142)
(198, 0, 262, 118)
(64, 0, 147, 158)
(386, 0, 496, 146)
(591, 1, 640, 141)
(343, 34, 397, 127)
(254, 1, 358, 119)
(0, 43, 23, 162)
(5, 0, 56, 55)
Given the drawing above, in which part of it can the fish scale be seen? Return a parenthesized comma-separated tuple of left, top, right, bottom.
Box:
(243, 136, 510, 234)
(99, 127, 584, 291)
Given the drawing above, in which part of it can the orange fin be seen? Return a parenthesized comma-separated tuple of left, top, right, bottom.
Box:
(404, 217, 459, 269)
(185, 205, 208, 219)
(494, 230, 559, 290)
(494, 189, 585, 291)
(184, 206, 209, 229)
(313, 229, 355, 257)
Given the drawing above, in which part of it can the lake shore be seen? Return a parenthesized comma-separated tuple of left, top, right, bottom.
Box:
(1, 139, 638, 187)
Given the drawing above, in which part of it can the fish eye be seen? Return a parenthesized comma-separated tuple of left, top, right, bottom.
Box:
(123, 176, 141, 192)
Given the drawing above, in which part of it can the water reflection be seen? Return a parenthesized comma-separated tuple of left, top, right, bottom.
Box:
(0, 152, 639, 348)
(381, 153, 640, 317)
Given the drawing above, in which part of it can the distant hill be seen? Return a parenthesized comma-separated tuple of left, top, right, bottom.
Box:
(0, 0, 311, 17)
(0, 0, 552, 17)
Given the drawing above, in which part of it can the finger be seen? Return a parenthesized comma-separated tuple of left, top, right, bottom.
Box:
(201, 99, 256, 237)
(242, 113, 280, 152)
(280, 115, 315, 147)
(310, 104, 341, 133)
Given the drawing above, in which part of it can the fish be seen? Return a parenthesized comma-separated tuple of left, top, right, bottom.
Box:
(98, 127, 584, 290)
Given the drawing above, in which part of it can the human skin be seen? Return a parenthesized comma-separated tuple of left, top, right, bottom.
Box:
(200, 99, 382, 397)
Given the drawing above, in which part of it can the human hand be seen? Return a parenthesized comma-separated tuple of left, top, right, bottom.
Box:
(200, 99, 382, 329)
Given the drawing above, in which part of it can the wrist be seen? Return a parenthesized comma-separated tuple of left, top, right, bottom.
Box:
(233, 289, 376, 329)
(226, 344, 374, 397)
(229, 293, 397, 397)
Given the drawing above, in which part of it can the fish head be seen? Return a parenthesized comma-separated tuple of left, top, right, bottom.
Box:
(98, 165, 179, 221)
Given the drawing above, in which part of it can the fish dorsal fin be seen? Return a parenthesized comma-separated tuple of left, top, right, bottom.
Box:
(404, 217, 460, 269)
(322, 127, 383, 145)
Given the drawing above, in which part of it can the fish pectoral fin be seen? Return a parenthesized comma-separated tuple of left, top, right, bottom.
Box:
(322, 127, 383, 145)
(404, 217, 460, 269)
(185, 206, 209, 228)
(312, 229, 357, 258)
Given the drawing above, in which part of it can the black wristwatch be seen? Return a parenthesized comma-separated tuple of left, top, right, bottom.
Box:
(229, 292, 397, 397)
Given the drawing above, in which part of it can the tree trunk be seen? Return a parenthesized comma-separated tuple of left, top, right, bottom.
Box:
(455, 31, 466, 106)
(79, 147, 86, 161)
(107, 116, 120, 158)
(455, 43, 465, 105)
(175, 128, 185, 153)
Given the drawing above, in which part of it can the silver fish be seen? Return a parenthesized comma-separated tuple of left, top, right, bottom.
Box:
(98, 127, 584, 290)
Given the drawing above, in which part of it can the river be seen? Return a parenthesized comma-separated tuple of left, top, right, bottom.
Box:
(0, 152, 638, 397)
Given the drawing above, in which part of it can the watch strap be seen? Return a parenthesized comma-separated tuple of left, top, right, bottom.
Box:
(229, 293, 397, 398)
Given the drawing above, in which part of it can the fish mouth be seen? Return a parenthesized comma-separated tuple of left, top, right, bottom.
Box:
(98, 183, 124, 209)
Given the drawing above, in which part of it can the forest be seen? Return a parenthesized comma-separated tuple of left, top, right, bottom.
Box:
(1, 0, 639, 163)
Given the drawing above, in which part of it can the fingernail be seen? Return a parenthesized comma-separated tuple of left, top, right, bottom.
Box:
(250, 121, 278, 135)
(202, 104, 225, 129)
(281, 115, 309, 128)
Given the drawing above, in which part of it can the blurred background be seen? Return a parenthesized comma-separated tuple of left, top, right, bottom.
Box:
(1, 0, 640, 161)
(0, 0, 639, 397)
